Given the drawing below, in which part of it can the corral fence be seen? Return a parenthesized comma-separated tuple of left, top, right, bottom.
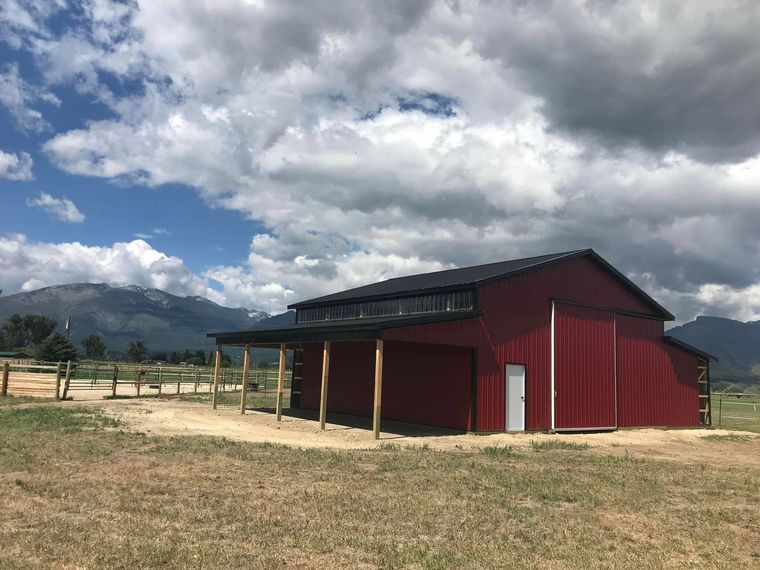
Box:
(64, 362, 292, 399)
(712, 392, 760, 432)
(1, 361, 291, 401)
(1, 361, 71, 399)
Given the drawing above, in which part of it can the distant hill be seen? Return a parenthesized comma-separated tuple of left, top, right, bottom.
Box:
(0, 283, 295, 355)
(667, 316, 760, 381)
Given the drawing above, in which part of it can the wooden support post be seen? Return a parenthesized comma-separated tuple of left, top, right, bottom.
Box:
(62, 360, 73, 400)
(276, 343, 287, 422)
(1, 362, 9, 397)
(177, 370, 182, 395)
(372, 339, 384, 440)
(319, 341, 331, 430)
(212, 345, 222, 409)
(55, 362, 63, 400)
(136, 367, 142, 397)
(111, 365, 119, 398)
(240, 344, 251, 414)
(194, 369, 199, 393)
(158, 368, 163, 395)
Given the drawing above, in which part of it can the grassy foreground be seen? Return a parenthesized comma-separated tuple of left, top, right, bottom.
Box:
(1, 406, 758, 569)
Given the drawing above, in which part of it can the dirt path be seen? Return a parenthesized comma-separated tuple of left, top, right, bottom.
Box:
(59, 398, 760, 468)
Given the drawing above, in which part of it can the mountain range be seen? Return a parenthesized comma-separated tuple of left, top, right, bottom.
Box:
(666, 316, 760, 381)
(0, 284, 758, 381)
(0, 283, 295, 355)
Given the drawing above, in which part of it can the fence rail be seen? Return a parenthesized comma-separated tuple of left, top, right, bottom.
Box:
(1, 361, 291, 401)
(1, 361, 67, 399)
(713, 393, 760, 433)
(64, 362, 291, 399)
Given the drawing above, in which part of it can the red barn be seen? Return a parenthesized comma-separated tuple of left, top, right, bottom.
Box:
(209, 249, 714, 438)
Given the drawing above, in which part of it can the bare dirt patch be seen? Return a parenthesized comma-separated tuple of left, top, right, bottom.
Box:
(72, 398, 760, 468)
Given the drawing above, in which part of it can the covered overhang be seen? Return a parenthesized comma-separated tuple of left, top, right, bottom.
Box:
(205, 310, 481, 439)
(206, 310, 482, 347)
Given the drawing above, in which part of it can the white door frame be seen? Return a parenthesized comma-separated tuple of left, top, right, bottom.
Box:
(505, 363, 526, 432)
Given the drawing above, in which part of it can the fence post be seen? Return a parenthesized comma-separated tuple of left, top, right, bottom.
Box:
(718, 395, 722, 426)
(1, 362, 8, 396)
(194, 369, 199, 393)
(158, 368, 162, 395)
(136, 367, 142, 397)
(177, 370, 182, 395)
(111, 365, 119, 398)
(62, 361, 73, 399)
(54, 362, 63, 400)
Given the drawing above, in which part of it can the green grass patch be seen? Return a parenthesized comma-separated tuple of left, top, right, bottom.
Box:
(0, 406, 119, 434)
(530, 439, 590, 452)
(483, 444, 517, 458)
(0, 395, 52, 406)
(701, 433, 753, 442)
(179, 390, 279, 408)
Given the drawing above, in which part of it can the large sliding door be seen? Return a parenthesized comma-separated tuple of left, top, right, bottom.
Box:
(553, 303, 616, 430)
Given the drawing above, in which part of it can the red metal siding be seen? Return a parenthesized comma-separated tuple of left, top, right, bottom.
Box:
(386, 255, 661, 431)
(616, 315, 700, 427)
(298, 340, 472, 430)
(383, 342, 472, 430)
(554, 304, 616, 429)
(299, 341, 374, 415)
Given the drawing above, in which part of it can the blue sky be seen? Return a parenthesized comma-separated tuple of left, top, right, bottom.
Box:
(0, 46, 262, 275)
(1, 1, 760, 322)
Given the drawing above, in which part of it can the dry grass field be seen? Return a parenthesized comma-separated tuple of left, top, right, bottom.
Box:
(1, 396, 759, 569)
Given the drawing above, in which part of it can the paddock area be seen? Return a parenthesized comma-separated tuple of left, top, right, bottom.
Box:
(40, 396, 759, 467)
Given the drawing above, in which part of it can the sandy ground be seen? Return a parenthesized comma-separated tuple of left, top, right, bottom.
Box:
(51, 397, 760, 469)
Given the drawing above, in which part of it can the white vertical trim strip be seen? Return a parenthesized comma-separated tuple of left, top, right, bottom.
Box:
(550, 300, 556, 433)
(613, 315, 618, 428)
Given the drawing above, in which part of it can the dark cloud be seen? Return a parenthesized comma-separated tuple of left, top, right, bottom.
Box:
(474, 2, 760, 163)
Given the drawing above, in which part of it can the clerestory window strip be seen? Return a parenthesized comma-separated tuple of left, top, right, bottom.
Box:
(296, 290, 474, 324)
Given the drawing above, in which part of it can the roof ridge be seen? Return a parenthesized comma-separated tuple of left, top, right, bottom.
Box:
(378, 249, 587, 284)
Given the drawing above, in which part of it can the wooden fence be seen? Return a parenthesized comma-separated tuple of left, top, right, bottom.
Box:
(64, 362, 291, 399)
(1, 362, 71, 399)
(1, 361, 291, 400)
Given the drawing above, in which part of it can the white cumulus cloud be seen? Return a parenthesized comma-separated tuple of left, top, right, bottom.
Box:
(26, 191, 86, 223)
(2, 1, 760, 321)
(0, 149, 33, 180)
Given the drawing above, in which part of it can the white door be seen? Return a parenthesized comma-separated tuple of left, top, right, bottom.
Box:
(505, 364, 526, 431)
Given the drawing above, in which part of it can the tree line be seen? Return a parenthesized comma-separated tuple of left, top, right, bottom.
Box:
(0, 314, 230, 366)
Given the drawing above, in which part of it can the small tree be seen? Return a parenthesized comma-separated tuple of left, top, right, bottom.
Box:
(126, 340, 147, 363)
(1, 314, 57, 350)
(188, 350, 206, 366)
(37, 333, 77, 362)
(24, 315, 58, 345)
(81, 334, 107, 360)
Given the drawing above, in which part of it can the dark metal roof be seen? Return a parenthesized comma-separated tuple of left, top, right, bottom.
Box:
(290, 250, 584, 308)
(207, 310, 482, 345)
(288, 249, 674, 320)
(0, 351, 33, 358)
(663, 336, 719, 362)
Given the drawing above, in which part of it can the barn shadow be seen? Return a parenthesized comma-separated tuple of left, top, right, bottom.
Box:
(246, 406, 466, 439)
